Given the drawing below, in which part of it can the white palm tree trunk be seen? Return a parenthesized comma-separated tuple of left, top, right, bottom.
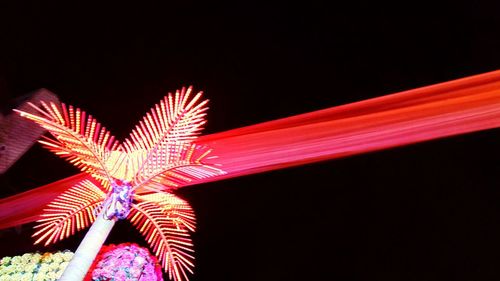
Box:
(59, 212, 116, 281)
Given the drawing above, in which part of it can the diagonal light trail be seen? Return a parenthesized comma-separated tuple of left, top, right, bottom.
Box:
(1, 70, 499, 229)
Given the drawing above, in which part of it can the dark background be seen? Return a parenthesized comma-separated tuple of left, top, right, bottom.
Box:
(1, 2, 499, 280)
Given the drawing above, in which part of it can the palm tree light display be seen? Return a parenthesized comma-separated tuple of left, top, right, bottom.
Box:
(15, 87, 225, 281)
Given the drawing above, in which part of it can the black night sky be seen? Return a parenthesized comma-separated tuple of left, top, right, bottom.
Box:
(0, 2, 499, 281)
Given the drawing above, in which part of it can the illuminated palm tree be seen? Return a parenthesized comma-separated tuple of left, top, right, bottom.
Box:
(15, 87, 225, 281)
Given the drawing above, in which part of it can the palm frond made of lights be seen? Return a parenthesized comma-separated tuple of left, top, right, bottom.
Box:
(14, 101, 120, 187)
(132, 143, 224, 193)
(123, 87, 210, 181)
(130, 192, 196, 281)
(32, 180, 106, 246)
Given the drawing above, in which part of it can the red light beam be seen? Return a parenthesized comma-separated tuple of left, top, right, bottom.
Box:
(1, 70, 500, 229)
